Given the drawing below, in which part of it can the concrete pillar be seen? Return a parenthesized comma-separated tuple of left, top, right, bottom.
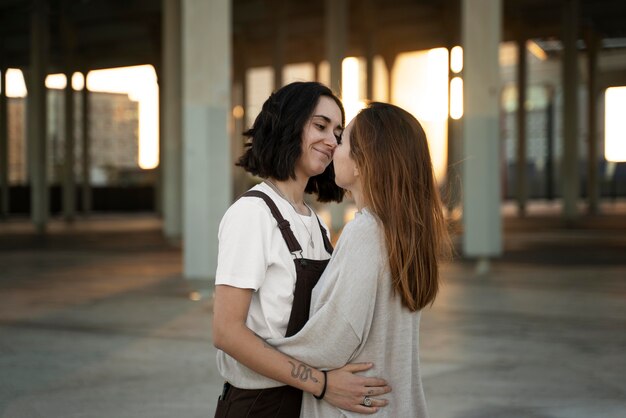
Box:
(383, 54, 396, 102)
(162, 0, 183, 241)
(516, 37, 528, 216)
(272, 32, 284, 91)
(446, 51, 462, 212)
(561, 0, 579, 221)
(182, 0, 232, 281)
(232, 68, 248, 198)
(461, 0, 502, 268)
(445, 9, 462, 213)
(81, 73, 91, 213)
(28, 0, 49, 233)
(325, 0, 347, 94)
(0, 68, 8, 218)
(546, 86, 555, 200)
(586, 30, 599, 214)
(154, 68, 163, 217)
(273, 0, 286, 90)
(60, 5, 76, 221)
(364, 37, 374, 101)
(63, 71, 76, 221)
(363, 0, 375, 101)
(325, 0, 348, 235)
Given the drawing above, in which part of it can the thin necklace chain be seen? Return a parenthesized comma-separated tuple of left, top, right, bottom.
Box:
(264, 179, 315, 249)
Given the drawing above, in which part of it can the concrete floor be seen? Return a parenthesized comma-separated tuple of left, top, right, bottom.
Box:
(0, 206, 625, 418)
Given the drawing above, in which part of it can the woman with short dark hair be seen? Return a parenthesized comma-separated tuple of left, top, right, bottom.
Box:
(236, 82, 344, 203)
(212, 82, 390, 417)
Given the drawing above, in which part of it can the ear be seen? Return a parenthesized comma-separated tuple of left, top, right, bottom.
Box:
(353, 165, 360, 177)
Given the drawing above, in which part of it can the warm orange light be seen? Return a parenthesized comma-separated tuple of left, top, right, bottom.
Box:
(5, 69, 85, 97)
(373, 55, 388, 101)
(246, 67, 273, 128)
(343, 204, 358, 224)
(45, 72, 86, 90)
(283, 63, 315, 86)
(605, 87, 626, 162)
(527, 40, 548, 61)
(232, 105, 244, 119)
(450, 77, 464, 119)
(317, 61, 330, 87)
(341, 57, 366, 123)
(5, 69, 27, 97)
(87, 65, 159, 169)
(393, 48, 449, 183)
(451, 46, 463, 73)
(46, 74, 67, 89)
(72, 72, 85, 90)
(317, 208, 331, 232)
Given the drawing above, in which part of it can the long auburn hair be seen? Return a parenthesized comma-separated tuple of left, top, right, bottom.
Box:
(350, 102, 451, 311)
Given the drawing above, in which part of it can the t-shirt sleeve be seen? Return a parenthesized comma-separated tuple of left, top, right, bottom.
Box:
(215, 198, 273, 290)
(267, 216, 382, 369)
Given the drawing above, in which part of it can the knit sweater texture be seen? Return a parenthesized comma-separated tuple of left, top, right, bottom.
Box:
(268, 208, 429, 418)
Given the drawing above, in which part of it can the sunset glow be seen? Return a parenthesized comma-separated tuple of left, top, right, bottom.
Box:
(3, 66, 159, 170)
(392, 48, 449, 182)
(87, 65, 159, 169)
(341, 57, 366, 123)
(605, 86, 626, 162)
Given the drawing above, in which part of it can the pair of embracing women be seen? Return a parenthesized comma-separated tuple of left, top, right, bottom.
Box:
(212, 81, 451, 418)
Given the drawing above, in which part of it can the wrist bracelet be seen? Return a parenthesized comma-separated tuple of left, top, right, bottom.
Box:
(314, 370, 327, 400)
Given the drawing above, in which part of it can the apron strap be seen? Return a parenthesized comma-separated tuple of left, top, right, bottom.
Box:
(241, 190, 334, 255)
(314, 216, 334, 255)
(242, 190, 302, 254)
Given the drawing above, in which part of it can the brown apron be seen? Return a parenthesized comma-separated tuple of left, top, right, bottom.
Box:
(214, 190, 333, 418)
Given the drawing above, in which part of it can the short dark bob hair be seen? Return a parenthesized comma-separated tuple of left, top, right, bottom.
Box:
(236, 81, 345, 203)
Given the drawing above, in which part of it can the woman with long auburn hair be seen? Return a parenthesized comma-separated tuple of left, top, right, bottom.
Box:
(265, 102, 452, 417)
(348, 102, 450, 312)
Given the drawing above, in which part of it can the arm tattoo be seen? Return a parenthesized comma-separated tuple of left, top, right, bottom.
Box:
(288, 361, 319, 383)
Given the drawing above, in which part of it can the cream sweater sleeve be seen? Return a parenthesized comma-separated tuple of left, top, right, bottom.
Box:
(267, 211, 384, 370)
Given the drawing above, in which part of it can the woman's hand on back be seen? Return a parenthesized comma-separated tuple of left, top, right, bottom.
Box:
(324, 363, 391, 414)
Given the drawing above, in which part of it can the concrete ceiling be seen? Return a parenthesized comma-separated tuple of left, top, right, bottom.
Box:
(0, 0, 625, 73)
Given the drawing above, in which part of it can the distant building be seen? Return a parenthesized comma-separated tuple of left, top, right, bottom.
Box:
(7, 97, 26, 184)
(8, 90, 140, 185)
(89, 91, 140, 183)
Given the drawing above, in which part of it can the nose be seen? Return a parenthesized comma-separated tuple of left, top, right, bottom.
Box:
(325, 134, 338, 150)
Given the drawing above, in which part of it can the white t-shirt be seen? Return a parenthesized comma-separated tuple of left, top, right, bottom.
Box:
(215, 181, 331, 341)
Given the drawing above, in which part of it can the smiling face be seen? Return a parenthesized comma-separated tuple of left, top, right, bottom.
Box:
(294, 96, 344, 179)
(332, 119, 360, 192)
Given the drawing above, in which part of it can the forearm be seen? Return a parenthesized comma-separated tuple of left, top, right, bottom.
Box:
(214, 315, 391, 414)
(215, 322, 325, 396)
(268, 302, 360, 370)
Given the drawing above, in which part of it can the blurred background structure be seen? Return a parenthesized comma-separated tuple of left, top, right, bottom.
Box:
(0, 0, 625, 276)
(0, 1, 625, 417)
